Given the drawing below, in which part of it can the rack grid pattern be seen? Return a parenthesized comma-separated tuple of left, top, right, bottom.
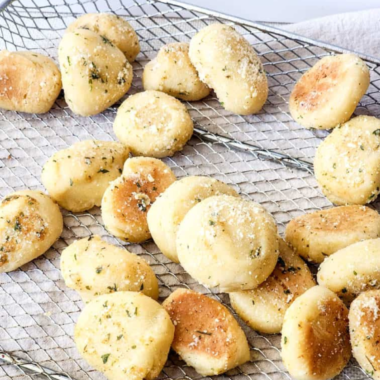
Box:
(0, 1, 379, 380)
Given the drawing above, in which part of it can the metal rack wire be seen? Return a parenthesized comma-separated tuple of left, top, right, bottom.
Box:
(0, 1, 379, 380)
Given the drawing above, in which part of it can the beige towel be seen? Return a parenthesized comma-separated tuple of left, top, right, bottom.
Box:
(281, 8, 380, 60)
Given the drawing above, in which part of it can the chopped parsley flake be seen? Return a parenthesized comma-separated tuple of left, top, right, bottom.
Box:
(101, 353, 110, 364)
(101, 35, 113, 46)
(277, 257, 285, 267)
(14, 219, 21, 231)
(108, 284, 117, 292)
(137, 201, 147, 212)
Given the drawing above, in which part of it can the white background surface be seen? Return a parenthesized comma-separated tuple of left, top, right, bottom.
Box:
(181, 0, 380, 23)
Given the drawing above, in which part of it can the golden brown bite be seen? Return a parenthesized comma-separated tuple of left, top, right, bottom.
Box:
(0, 50, 61, 113)
(101, 157, 176, 243)
(163, 289, 250, 376)
(281, 286, 351, 380)
(0, 190, 63, 272)
(285, 205, 380, 263)
(289, 54, 369, 129)
(349, 290, 380, 379)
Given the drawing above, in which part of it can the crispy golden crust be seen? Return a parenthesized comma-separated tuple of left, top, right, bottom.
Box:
(300, 298, 350, 376)
(165, 290, 233, 357)
(285, 206, 380, 263)
(102, 157, 176, 243)
(291, 60, 341, 112)
(289, 54, 370, 130)
(288, 205, 378, 232)
(163, 289, 250, 376)
(113, 159, 175, 223)
(350, 291, 380, 378)
(0, 51, 62, 113)
(230, 240, 315, 334)
(259, 240, 315, 300)
(281, 286, 351, 380)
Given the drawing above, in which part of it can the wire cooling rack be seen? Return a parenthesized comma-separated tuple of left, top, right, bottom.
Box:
(1, 1, 380, 380)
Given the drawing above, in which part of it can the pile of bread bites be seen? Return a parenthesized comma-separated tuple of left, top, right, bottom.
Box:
(2, 10, 380, 380)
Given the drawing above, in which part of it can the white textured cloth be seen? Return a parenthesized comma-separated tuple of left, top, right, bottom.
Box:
(280, 8, 380, 59)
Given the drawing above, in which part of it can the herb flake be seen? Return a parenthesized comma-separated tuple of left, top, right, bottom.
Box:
(101, 353, 110, 364)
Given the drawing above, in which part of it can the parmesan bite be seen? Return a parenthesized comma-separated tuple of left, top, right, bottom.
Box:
(113, 90, 194, 158)
(0, 50, 61, 113)
(143, 42, 210, 101)
(0, 190, 63, 272)
(163, 289, 250, 376)
(176, 195, 279, 292)
(318, 238, 380, 303)
(42, 140, 129, 212)
(189, 23, 268, 115)
(349, 290, 380, 379)
(314, 115, 380, 205)
(61, 235, 159, 302)
(285, 205, 380, 263)
(75, 292, 174, 380)
(67, 13, 140, 62)
(58, 28, 132, 116)
(289, 54, 370, 130)
(101, 157, 176, 243)
(281, 286, 351, 380)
